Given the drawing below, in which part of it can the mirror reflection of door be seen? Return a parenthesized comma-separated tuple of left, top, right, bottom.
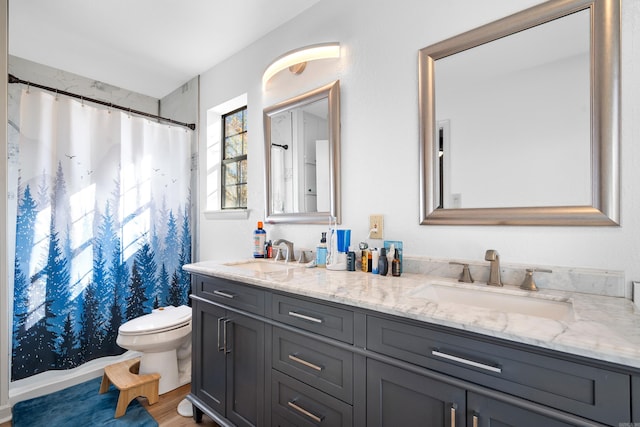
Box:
(270, 98, 329, 214)
(270, 111, 293, 214)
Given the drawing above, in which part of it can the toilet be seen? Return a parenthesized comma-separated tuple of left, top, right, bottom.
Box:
(116, 305, 192, 395)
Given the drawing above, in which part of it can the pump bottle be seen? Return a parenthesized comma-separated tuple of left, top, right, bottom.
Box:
(253, 221, 266, 258)
(316, 232, 327, 267)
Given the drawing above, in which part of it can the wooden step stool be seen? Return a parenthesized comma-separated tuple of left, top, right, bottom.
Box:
(99, 357, 161, 418)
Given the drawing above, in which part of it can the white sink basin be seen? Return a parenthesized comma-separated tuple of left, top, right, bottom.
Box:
(409, 283, 574, 321)
(224, 260, 302, 273)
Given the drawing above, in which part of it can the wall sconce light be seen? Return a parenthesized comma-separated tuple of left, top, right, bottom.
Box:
(262, 42, 341, 88)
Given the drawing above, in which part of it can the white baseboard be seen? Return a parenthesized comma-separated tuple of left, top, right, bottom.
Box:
(0, 403, 11, 424)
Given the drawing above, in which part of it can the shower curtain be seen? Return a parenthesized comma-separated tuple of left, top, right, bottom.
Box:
(11, 89, 192, 381)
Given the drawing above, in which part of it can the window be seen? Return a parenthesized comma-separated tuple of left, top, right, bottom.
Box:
(221, 106, 247, 209)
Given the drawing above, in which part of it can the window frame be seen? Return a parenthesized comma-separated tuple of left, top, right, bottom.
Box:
(221, 105, 248, 210)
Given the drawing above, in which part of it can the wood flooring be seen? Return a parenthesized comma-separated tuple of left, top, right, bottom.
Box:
(0, 383, 219, 427)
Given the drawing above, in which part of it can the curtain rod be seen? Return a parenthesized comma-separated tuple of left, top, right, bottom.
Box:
(8, 74, 196, 131)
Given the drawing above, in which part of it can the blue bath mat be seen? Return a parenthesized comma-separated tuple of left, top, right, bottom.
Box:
(12, 376, 158, 427)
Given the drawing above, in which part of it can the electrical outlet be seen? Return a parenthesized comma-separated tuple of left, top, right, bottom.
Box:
(369, 214, 384, 239)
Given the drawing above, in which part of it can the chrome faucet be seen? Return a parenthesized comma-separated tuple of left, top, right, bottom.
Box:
(484, 249, 503, 286)
(273, 239, 295, 262)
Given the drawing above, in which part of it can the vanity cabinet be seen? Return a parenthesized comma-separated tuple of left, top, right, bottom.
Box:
(190, 276, 266, 427)
(367, 314, 629, 426)
(188, 272, 637, 427)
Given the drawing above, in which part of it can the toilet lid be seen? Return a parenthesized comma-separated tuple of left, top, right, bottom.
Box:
(119, 305, 192, 335)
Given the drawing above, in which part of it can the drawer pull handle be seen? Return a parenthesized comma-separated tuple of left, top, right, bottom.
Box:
(223, 319, 232, 354)
(472, 414, 479, 427)
(217, 317, 226, 352)
(432, 350, 502, 374)
(287, 400, 324, 423)
(213, 290, 235, 299)
(450, 405, 456, 427)
(287, 311, 323, 324)
(288, 354, 323, 372)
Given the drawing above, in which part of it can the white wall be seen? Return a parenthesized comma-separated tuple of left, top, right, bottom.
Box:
(198, 0, 640, 295)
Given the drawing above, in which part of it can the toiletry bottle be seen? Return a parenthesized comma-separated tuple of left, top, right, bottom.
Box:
(361, 249, 369, 272)
(346, 247, 356, 271)
(264, 240, 272, 259)
(316, 232, 327, 267)
(372, 249, 380, 274)
(359, 242, 369, 272)
(378, 247, 388, 276)
(253, 221, 266, 258)
(392, 248, 401, 276)
(386, 243, 395, 268)
(367, 250, 373, 272)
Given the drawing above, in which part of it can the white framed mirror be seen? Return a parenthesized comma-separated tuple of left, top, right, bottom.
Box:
(419, 0, 620, 225)
(264, 80, 341, 224)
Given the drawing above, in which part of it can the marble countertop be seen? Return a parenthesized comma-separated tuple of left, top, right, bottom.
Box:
(184, 259, 640, 370)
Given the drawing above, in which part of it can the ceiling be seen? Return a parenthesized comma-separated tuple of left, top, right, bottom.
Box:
(8, 0, 320, 98)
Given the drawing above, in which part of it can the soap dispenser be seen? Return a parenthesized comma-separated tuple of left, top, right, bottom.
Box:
(316, 232, 327, 268)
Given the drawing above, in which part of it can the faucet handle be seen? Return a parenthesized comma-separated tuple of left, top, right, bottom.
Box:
(274, 247, 286, 261)
(297, 250, 308, 264)
(520, 268, 552, 291)
(449, 262, 474, 283)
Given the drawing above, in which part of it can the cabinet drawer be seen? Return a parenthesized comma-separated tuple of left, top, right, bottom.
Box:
(194, 275, 265, 315)
(272, 293, 354, 343)
(272, 370, 353, 427)
(273, 327, 353, 403)
(367, 315, 629, 426)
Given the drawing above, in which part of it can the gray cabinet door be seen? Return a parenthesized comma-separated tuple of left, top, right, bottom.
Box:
(192, 298, 265, 427)
(367, 359, 465, 427)
(467, 393, 584, 427)
(192, 299, 227, 419)
(226, 311, 265, 427)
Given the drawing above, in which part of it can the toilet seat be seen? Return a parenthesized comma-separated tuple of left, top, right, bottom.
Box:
(119, 305, 192, 336)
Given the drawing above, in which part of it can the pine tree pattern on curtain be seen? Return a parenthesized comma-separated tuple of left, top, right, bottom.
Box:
(11, 89, 193, 381)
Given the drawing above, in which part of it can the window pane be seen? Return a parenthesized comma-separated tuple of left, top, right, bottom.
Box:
(242, 133, 247, 155)
(224, 186, 238, 208)
(240, 183, 247, 207)
(224, 134, 245, 159)
(224, 163, 238, 185)
(225, 110, 245, 137)
(240, 159, 247, 183)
